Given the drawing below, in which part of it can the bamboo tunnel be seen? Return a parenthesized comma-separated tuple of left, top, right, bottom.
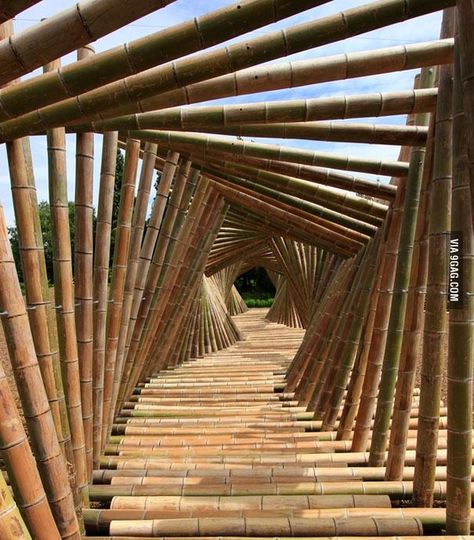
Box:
(0, 1, 472, 539)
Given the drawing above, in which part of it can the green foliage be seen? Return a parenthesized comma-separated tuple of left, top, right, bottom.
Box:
(244, 298, 274, 308)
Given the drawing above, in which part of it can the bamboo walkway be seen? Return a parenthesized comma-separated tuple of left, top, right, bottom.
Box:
(84, 309, 468, 539)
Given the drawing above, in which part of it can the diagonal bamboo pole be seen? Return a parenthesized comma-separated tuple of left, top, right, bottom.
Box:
(0, 203, 79, 539)
(128, 128, 410, 179)
(0, 0, 328, 119)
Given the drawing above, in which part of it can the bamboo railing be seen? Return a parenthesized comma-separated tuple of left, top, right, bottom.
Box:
(0, 1, 471, 539)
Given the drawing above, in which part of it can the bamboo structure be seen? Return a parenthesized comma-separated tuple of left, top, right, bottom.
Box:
(0, 1, 472, 539)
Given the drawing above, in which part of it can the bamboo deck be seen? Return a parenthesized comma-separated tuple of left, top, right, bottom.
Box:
(85, 310, 472, 539)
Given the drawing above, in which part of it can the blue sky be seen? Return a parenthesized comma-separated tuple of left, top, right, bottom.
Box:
(0, 0, 443, 224)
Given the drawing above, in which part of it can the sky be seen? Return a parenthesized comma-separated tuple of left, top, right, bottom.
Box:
(0, 0, 443, 225)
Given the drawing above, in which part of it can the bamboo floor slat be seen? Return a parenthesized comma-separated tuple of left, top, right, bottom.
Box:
(92, 310, 474, 538)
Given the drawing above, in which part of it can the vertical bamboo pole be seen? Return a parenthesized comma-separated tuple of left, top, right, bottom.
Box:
(102, 138, 140, 443)
(385, 97, 435, 480)
(445, 21, 474, 533)
(413, 13, 454, 503)
(0, 203, 79, 539)
(46, 58, 89, 508)
(112, 142, 157, 419)
(369, 66, 435, 467)
(351, 129, 412, 452)
(117, 150, 179, 405)
(74, 45, 95, 480)
(92, 131, 119, 467)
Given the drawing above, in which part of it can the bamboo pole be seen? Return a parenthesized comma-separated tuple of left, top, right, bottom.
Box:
(112, 142, 157, 421)
(368, 66, 435, 467)
(74, 45, 95, 480)
(102, 138, 140, 444)
(46, 58, 89, 508)
(92, 131, 119, 467)
(129, 128, 410, 179)
(445, 20, 474, 533)
(384, 78, 436, 480)
(83, 89, 438, 135)
(84, 39, 453, 120)
(413, 12, 454, 506)
(0, 0, 177, 86)
(0, 0, 328, 119)
(0, 203, 79, 539)
(0, 470, 31, 539)
(0, 0, 454, 141)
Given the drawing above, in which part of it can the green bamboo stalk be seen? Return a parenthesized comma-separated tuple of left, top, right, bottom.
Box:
(77, 38, 453, 121)
(412, 12, 454, 506)
(0, 0, 454, 142)
(129, 128, 409, 179)
(445, 20, 474, 533)
(0, 0, 327, 119)
(368, 66, 435, 467)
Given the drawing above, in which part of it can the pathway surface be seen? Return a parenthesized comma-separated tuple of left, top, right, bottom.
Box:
(86, 309, 458, 539)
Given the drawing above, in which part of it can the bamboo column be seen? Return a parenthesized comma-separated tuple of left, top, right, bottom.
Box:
(74, 45, 95, 480)
(102, 138, 140, 444)
(92, 131, 119, 467)
(368, 66, 435, 467)
(46, 58, 89, 508)
(445, 22, 474, 533)
(413, 11, 454, 506)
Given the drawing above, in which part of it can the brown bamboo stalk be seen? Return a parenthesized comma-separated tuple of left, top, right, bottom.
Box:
(0, 0, 177, 86)
(102, 138, 140, 444)
(111, 142, 157, 420)
(0, 203, 79, 539)
(46, 58, 89, 508)
(413, 13, 454, 504)
(0, 0, 41, 22)
(92, 131, 119, 467)
(74, 44, 95, 480)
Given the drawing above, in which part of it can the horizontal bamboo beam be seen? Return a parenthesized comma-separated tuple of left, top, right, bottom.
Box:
(74, 88, 437, 134)
(0, 0, 453, 141)
(157, 121, 430, 147)
(0, 0, 177, 86)
(134, 38, 454, 113)
(0, 0, 326, 119)
(127, 129, 410, 178)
